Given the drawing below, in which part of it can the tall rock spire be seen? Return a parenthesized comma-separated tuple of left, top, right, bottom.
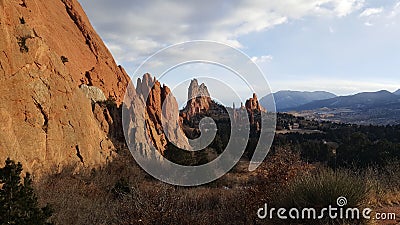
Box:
(127, 74, 191, 156)
(183, 79, 212, 119)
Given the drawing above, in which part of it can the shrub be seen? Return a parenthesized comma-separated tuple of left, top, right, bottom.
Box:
(111, 178, 131, 199)
(17, 36, 30, 53)
(0, 158, 53, 225)
(61, 56, 69, 64)
(19, 17, 26, 24)
(273, 168, 369, 224)
(104, 97, 117, 107)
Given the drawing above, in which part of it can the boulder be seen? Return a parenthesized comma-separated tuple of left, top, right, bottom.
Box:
(79, 84, 107, 103)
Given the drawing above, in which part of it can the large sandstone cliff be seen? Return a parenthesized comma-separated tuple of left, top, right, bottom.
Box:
(4, 0, 130, 103)
(0, 0, 130, 174)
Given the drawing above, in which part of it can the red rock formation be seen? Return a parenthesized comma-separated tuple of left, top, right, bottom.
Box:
(245, 93, 264, 112)
(245, 93, 265, 130)
(136, 74, 167, 153)
(92, 101, 124, 143)
(183, 79, 212, 120)
(135, 74, 190, 155)
(0, 0, 129, 104)
(42, 0, 130, 104)
(0, 0, 131, 174)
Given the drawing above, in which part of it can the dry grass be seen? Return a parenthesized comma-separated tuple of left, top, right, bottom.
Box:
(363, 162, 400, 208)
(33, 147, 310, 225)
(33, 148, 400, 225)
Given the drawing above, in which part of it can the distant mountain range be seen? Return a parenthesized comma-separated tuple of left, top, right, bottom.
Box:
(260, 90, 337, 111)
(288, 90, 400, 111)
(260, 89, 400, 125)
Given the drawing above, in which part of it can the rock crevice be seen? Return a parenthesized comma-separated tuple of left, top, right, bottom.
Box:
(32, 99, 49, 133)
(75, 145, 84, 165)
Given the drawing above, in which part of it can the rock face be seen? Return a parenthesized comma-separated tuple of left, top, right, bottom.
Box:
(183, 79, 212, 120)
(127, 73, 191, 156)
(123, 82, 152, 158)
(14, 0, 129, 104)
(0, 0, 130, 174)
(92, 101, 124, 144)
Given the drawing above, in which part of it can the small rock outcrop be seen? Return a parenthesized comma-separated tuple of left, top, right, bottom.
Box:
(79, 84, 107, 103)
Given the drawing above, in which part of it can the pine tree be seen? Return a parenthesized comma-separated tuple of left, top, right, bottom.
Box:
(0, 158, 53, 225)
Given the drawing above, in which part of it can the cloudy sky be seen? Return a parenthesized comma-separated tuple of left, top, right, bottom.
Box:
(79, 0, 400, 98)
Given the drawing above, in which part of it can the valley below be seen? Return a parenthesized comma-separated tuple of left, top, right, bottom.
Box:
(290, 106, 400, 126)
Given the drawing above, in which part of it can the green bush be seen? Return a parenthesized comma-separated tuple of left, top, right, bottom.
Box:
(17, 36, 30, 53)
(61, 56, 69, 64)
(0, 158, 53, 225)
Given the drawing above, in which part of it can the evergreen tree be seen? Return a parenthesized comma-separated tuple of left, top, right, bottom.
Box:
(0, 158, 53, 225)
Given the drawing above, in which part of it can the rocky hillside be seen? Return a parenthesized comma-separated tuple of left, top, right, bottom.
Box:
(0, 0, 130, 174)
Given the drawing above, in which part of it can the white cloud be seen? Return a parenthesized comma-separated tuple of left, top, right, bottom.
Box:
(359, 7, 383, 17)
(79, 0, 365, 68)
(334, 0, 365, 17)
(251, 55, 273, 64)
(364, 21, 374, 26)
(389, 1, 400, 18)
(359, 3, 400, 27)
